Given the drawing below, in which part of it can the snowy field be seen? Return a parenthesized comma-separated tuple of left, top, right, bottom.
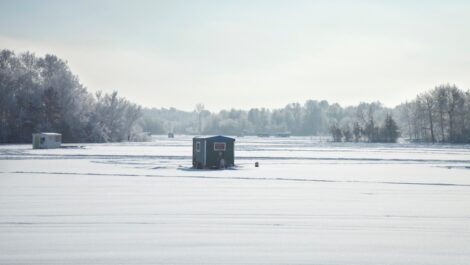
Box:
(1, 136, 470, 265)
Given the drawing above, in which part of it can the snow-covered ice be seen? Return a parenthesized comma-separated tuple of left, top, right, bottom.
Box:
(1, 136, 470, 264)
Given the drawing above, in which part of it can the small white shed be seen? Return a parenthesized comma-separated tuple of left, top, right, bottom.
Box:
(32, 133, 62, 149)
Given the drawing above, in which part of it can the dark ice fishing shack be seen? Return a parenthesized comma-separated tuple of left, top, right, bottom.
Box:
(193, 136, 235, 169)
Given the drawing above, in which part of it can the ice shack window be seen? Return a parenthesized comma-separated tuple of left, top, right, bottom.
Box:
(196, 142, 200, 152)
(214, 142, 226, 151)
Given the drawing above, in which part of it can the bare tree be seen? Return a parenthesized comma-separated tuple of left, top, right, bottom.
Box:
(195, 103, 205, 134)
(419, 93, 436, 143)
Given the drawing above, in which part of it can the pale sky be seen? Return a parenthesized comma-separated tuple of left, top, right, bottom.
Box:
(1, 0, 469, 111)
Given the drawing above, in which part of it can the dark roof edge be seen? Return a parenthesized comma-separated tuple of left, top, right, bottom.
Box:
(193, 135, 236, 141)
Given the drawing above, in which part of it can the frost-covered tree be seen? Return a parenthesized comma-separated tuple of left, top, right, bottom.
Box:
(0, 49, 142, 143)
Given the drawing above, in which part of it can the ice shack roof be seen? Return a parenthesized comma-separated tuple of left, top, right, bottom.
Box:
(34, 132, 62, 136)
(193, 135, 235, 141)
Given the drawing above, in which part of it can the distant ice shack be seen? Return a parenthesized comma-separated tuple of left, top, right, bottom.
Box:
(192, 136, 235, 169)
(32, 132, 62, 149)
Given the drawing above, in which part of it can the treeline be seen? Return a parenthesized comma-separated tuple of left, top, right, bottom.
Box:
(2, 50, 469, 144)
(0, 50, 142, 143)
(329, 115, 399, 143)
(143, 101, 401, 143)
(396, 84, 470, 143)
(143, 85, 470, 144)
(143, 101, 396, 138)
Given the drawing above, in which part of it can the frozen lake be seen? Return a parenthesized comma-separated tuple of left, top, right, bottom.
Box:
(1, 136, 470, 264)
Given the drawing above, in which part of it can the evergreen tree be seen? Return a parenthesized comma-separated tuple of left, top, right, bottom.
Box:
(329, 124, 343, 142)
(380, 114, 400, 143)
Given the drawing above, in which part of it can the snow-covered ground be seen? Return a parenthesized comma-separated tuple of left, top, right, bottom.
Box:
(1, 136, 469, 264)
